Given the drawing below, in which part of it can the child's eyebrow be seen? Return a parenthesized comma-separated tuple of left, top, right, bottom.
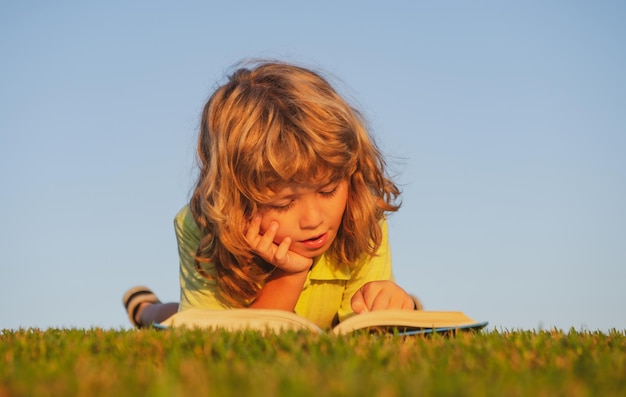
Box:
(322, 176, 345, 188)
(325, 177, 342, 185)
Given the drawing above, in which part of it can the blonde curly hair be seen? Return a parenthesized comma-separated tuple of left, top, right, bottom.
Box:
(190, 61, 400, 306)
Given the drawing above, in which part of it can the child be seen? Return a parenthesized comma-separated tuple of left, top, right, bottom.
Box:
(123, 60, 422, 330)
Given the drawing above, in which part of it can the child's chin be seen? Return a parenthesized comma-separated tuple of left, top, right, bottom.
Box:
(276, 261, 314, 274)
(292, 248, 328, 261)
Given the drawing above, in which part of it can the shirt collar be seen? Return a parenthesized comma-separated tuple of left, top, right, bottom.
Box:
(309, 254, 351, 281)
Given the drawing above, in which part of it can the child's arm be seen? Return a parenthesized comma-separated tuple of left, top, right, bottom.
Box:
(249, 268, 309, 311)
(245, 215, 312, 310)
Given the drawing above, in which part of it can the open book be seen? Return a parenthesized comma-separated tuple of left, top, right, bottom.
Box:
(156, 308, 488, 335)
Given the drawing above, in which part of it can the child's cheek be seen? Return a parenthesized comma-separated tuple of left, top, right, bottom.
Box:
(258, 214, 287, 243)
(260, 213, 282, 243)
(257, 211, 273, 234)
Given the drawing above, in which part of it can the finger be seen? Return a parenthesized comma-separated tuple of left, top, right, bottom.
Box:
(369, 288, 392, 311)
(358, 281, 383, 311)
(273, 237, 292, 266)
(257, 221, 279, 252)
(245, 215, 262, 244)
(401, 294, 416, 310)
(382, 284, 411, 310)
(389, 292, 414, 311)
(351, 289, 368, 314)
(386, 284, 415, 310)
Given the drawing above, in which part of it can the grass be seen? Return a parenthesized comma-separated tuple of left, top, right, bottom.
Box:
(1, 327, 625, 396)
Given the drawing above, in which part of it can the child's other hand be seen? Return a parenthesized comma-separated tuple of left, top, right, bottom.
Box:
(245, 215, 313, 274)
(351, 281, 415, 314)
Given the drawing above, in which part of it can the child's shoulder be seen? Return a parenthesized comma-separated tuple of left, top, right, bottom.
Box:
(174, 205, 200, 237)
(174, 205, 193, 224)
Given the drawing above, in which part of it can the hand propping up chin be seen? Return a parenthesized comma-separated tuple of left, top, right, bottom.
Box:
(245, 215, 313, 274)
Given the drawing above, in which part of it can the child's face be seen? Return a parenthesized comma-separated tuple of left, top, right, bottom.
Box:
(257, 179, 349, 260)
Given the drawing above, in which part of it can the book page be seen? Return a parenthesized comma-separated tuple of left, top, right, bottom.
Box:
(332, 310, 483, 335)
(158, 308, 324, 333)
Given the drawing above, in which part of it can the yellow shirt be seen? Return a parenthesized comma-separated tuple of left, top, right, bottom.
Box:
(174, 205, 393, 330)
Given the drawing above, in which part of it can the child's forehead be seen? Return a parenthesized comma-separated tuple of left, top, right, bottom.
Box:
(266, 165, 344, 187)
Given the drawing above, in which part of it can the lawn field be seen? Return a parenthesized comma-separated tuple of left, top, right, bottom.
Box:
(1, 327, 624, 396)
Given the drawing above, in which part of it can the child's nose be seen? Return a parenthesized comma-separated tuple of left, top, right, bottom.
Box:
(299, 198, 323, 229)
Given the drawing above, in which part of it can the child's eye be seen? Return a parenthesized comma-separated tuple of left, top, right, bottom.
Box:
(320, 185, 338, 197)
(271, 201, 295, 211)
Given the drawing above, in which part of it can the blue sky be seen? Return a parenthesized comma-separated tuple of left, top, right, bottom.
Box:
(1, 1, 624, 332)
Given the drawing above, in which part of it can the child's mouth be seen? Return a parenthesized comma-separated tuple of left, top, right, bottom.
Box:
(301, 233, 328, 250)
